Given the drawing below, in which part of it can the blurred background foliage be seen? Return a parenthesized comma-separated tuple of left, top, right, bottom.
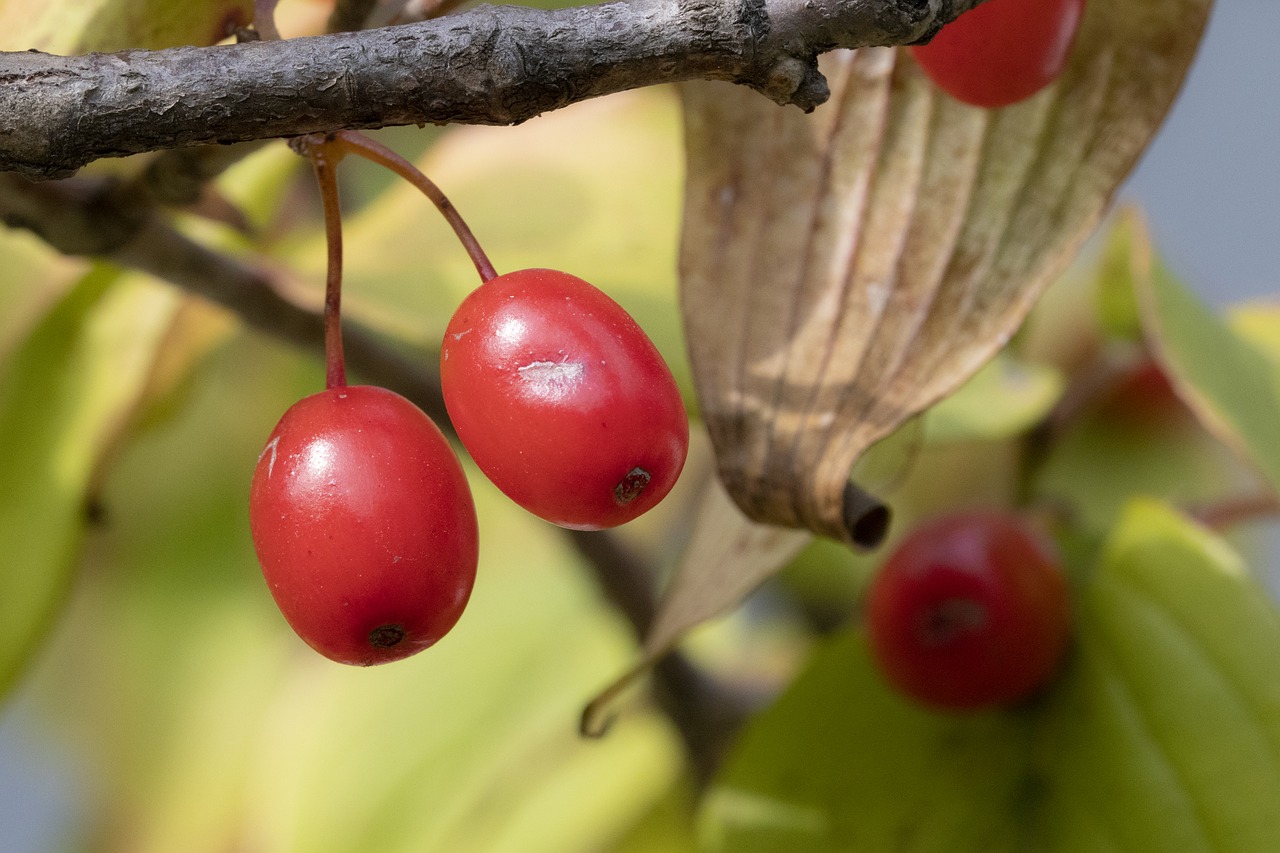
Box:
(3, 0, 1280, 851)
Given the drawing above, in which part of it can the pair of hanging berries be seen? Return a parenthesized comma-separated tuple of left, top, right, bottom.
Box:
(249, 133, 688, 665)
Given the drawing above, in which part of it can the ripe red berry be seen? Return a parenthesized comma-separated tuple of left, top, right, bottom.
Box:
(249, 385, 479, 665)
(910, 0, 1085, 109)
(440, 268, 689, 530)
(866, 512, 1070, 710)
(1098, 357, 1192, 428)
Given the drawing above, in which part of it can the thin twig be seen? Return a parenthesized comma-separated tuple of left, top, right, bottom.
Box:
(1189, 493, 1280, 532)
(565, 529, 758, 782)
(0, 171, 448, 420)
(124, 142, 270, 209)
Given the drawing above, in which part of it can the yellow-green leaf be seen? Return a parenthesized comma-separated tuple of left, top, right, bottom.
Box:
(703, 631, 1034, 853)
(1229, 300, 1280, 366)
(923, 353, 1064, 444)
(701, 500, 1280, 851)
(26, 330, 683, 852)
(1033, 500, 1280, 851)
(1092, 206, 1151, 342)
(0, 268, 183, 697)
(1138, 260, 1280, 494)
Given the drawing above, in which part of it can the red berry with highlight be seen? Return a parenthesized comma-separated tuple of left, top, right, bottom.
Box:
(911, 0, 1085, 109)
(866, 512, 1070, 710)
(440, 268, 689, 530)
(249, 385, 479, 665)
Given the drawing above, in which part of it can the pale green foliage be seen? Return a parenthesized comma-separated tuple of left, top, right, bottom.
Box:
(703, 500, 1280, 852)
(924, 354, 1065, 444)
(0, 269, 183, 694)
(1140, 260, 1280, 495)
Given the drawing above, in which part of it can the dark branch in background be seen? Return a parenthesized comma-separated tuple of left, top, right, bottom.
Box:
(0, 0, 981, 179)
(565, 528, 760, 781)
(0, 171, 448, 418)
(126, 141, 268, 208)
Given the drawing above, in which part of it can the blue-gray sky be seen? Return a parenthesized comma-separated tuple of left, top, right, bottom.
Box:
(1125, 0, 1280, 305)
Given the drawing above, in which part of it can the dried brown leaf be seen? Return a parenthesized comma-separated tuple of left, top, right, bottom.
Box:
(579, 0, 1215, 734)
(581, 474, 811, 736)
(680, 0, 1212, 544)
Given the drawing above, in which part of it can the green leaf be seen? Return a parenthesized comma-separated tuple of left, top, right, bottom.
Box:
(1138, 262, 1280, 494)
(1093, 207, 1149, 342)
(1228, 301, 1280, 367)
(1031, 500, 1280, 852)
(702, 500, 1280, 851)
(702, 631, 1034, 853)
(924, 353, 1064, 444)
(0, 229, 87, 355)
(1032, 402, 1229, 535)
(0, 269, 183, 698)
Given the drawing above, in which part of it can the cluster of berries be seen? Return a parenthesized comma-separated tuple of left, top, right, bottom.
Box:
(249, 132, 688, 666)
(249, 0, 1085, 713)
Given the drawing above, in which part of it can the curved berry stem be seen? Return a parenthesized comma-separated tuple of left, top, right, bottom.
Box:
(252, 0, 282, 40)
(1189, 492, 1280, 532)
(331, 130, 498, 283)
(305, 136, 349, 389)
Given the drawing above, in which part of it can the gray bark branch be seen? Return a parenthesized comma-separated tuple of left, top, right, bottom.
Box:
(0, 0, 978, 179)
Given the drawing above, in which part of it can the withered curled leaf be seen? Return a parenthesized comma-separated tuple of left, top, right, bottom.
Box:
(680, 0, 1212, 544)
(583, 0, 1213, 735)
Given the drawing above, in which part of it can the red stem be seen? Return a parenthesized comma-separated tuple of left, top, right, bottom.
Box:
(331, 130, 498, 283)
(1189, 492, 1280, 532)
(308, 139, 348, 389)
(253, 0, 282, 40)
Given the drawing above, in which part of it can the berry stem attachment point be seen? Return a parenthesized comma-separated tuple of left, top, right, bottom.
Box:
(304, 136, 349, 390)
(252, 0, 283, 41)
(331, 130, 498, 283)
(1188, 492, 1280, 532)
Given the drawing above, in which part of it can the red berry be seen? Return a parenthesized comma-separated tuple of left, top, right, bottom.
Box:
(440, 268, 689, 530)
(866, 512, 1070, 710)
(1099, 358, 1190, 428)
(910, 0, 1085, 109)
(249, 385, 479, 665)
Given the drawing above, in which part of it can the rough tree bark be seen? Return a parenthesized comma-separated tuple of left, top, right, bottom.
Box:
(0, 0, 981, 179)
